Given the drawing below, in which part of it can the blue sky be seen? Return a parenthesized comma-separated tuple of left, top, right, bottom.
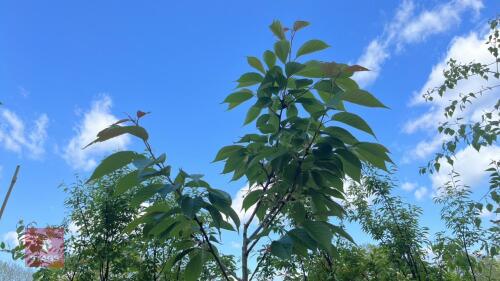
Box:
(1, 0, 499, 265)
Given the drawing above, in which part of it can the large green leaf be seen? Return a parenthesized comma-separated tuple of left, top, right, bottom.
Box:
(352, 142, 392, 171)
(247, 56, 266, 74)
(336, 149, 362, 182)
(213, 145, 244, 162)
(274, 40, 290, 64)
(114, 170, 141, 196)
(237, 72, 263, 88)
(329, 225, 354, 244)
(130, 184, 164, 206)
(244, 105, 262, 125)
(242, 189, 263, 211)
(322, 126, 359, 145)
(285, 62, 306, 77)
(184, 251, 203, 281)
(339, 89, 388, 108)
(296, 40, 329, 58)
(270, 235, 293, 259)
(223, 89, 253, 110)
(84, 125, 148, 148)
(88, 151, 145, 182)
(302, 221, 333, 250)
(332, 112, 375, 137)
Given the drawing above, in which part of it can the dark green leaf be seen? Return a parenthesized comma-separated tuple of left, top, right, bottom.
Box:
(84, 125, 148, 148)
(242, 189, 263, 211)
(184, 251, 203, 281)
(303, 221, 333, 250)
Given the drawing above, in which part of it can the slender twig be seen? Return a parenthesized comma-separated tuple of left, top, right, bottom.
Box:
(0, 165, 20, 222)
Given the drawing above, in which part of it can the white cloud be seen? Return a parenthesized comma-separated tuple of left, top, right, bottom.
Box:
(2, 231, 19, 247)
(0, 109, 49, 158)
(401, 181, 429, 200)
(401, 181, 417, 191)
(354, 0, 482, 87)
(429, 145, 499, 190)
(403, 29, 499, 162)
(62, 94, 130, 171)
(414, 186, 429, 200)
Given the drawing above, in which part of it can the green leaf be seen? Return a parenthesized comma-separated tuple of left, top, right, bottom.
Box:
(213, 145, 243, 162)
(263, 50, 276, 69)
(332, 112, 375, 137)
(270, 235, 293, 259)
(223, 89, 254, 110)
(237, 72, 263, 88)
(339, 89, 388, 108)
(180, 196, 204, 218)
(329, 225, 354, 243)
(302, 221, 333, 250)
(296, 40, 329, 58)
(184, 251, 203, 281)
(130, 184, 164, 206)
(322, 126, 358, 145)
(244, 105, 262, 125)
(88, 151, 145, 182)
(336, 149, 361, 182)
(286, 103, 298, 119)
(285, 62, 306, 77)
(288, 228, 317, 250)
(247, 56, 266, 74)
(269, 20, 285, 40)
(84, 125, 148, 148)
(352, 142, 392, 171)
(293, 20, 310, 31)
(114, 170, 141, 196)
(335, 77, 359, 92)
(274, 40, 290, 64)
(242, 189, 263, 211)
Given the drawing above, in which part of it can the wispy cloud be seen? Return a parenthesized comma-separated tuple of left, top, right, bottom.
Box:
(414, 186, 429, 201)
(61, 94, 130, 171)
(429, 146, 499, 190)
(403, 28, 498, 162)
(2, 231, 19, 247)
(354, 0, 483, 87)
(0, 109, 49, 158)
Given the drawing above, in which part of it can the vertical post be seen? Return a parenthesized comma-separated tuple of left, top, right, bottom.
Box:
(0, 165, 20, 221)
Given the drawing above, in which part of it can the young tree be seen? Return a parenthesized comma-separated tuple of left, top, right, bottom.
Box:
(83, 20, 391, 281)
(347, 168, 430, 281)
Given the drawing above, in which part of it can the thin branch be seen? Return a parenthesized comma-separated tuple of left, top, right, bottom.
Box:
(0, 165, 20, 221)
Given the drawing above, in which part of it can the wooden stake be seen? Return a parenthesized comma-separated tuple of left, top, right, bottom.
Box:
(0, 165, 20, 222)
